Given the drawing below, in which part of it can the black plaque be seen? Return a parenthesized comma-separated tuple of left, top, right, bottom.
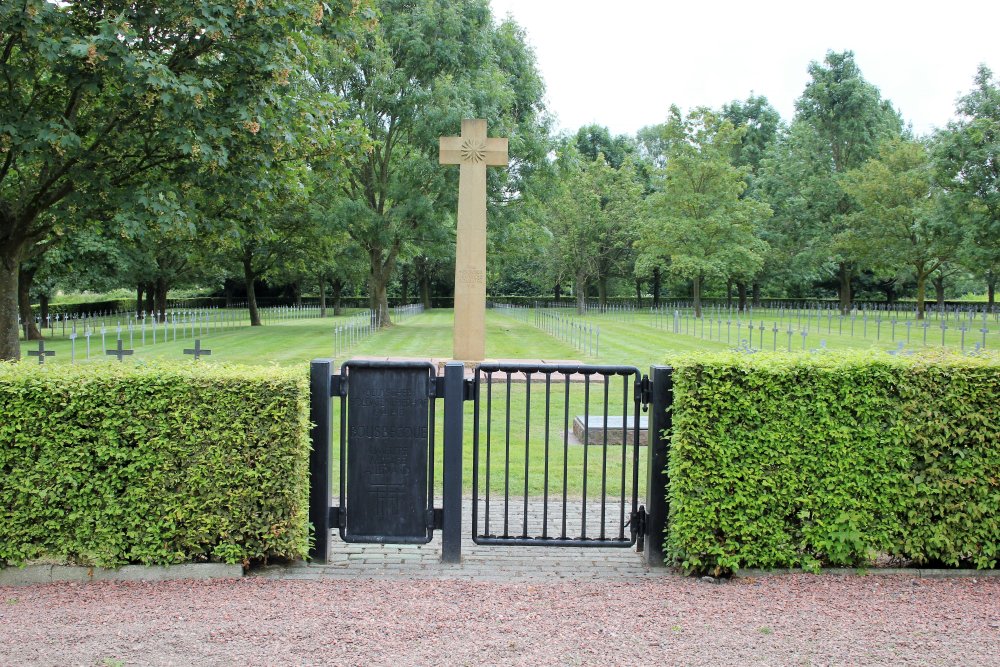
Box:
(344, 363, 432, 542)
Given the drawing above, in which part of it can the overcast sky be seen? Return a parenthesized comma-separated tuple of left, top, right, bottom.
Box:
(488, 0, 1000, 138)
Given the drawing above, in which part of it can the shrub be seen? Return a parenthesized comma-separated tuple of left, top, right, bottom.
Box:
(0, 362, 310, 567)
(665, 350, 1000, 574)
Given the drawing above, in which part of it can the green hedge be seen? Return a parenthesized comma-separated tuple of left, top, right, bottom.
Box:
(666, 350, 1000, 574)
(0, 362, 311, 567)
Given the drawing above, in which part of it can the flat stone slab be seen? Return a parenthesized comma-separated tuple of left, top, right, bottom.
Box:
(0, 563, 242, 586)
(573, 415, 648, 446)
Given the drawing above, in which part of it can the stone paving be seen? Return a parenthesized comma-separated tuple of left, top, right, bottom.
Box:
(253, 498, 668, 582)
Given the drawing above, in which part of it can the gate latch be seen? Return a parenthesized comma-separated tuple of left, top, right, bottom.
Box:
(637, 375, 651, 412)
(462, 378, 476, 401)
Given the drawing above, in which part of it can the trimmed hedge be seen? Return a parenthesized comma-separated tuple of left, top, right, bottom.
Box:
(666, 350, 1000, 574)
(0, 362, 310, 567)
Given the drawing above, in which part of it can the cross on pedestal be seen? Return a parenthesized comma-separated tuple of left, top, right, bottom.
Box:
(183, 339, 212, 360)
(28, 339, 55, 365)
(106, 339, 134, 362)
(440, 119, 508, 361)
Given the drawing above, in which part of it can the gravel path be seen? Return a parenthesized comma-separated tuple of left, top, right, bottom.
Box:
(1, 574, 998, 666)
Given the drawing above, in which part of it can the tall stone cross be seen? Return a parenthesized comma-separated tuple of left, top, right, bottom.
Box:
(440, 119, 508, 361)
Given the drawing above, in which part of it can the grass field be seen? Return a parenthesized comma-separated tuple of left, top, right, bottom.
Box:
(15, 305, 996, 503)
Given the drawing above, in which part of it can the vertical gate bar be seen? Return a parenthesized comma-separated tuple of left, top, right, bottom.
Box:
(644, 366, 673, 567)
(472, 369, 481, 541)
(581, 374, 590, 539)
(427, 375, 436, 526)
(619, 374, 628, 541)
(600, 374, 610, 540)
(561, 373, 570, 539)
(522, 372, 532, 537)
(504, 372, 512, 537)
(542, 372, 552, 539)
(308, 359, 333, 563)
(485, 372, 493, 536)
(441, 361, 464, 563)
(630, 372, 641, 545)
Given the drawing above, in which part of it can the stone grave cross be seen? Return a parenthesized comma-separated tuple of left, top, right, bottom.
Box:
(28, 339, 55, 365)
(184, 339, 212, 360)
(440, 118, 508, 361)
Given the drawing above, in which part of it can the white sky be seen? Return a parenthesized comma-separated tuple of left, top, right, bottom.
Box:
(489, 0, 1000, 138)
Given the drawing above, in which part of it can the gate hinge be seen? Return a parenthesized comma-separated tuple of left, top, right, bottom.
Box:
(462, 379, 476, 401)
(329, 506, 346, 529)
(630, 505, 647, 552)
(637, 375, 651, 412)
(331, 374, 346, 397)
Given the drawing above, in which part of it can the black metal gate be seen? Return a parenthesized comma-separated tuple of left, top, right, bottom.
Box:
(310, 359, 673, 566)
(471, 363, 648, 549)
(337, 360, 438, 544)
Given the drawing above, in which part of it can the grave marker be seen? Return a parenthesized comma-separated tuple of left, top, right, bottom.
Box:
(439, 119, 508, 361)
(28, 340, 55, 365)
(183, 339, 212, 360)
(106, 339, 134, 362)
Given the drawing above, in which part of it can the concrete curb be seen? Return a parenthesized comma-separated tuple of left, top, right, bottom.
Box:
(734, 567, 1000, 579)
(0, 563, 243, 586)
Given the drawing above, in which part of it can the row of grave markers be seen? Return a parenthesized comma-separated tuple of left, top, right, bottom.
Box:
(27, 339, 212, 365)
(18, 304, 335, 342)
(653, 308, 992, 352)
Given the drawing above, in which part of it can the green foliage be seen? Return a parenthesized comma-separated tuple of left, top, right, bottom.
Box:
(639, 106, 771, 315)
(843, 138, 963, 317)
(0, 362, 310, 567)
(665, 350, 1000, 574)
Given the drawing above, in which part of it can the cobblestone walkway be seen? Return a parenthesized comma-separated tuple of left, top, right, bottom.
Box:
(253, 499, 669, 582)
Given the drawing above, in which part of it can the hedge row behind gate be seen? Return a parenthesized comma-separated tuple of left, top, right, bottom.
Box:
(0, 362, 310, 567)
(666, 350, 1000, 574)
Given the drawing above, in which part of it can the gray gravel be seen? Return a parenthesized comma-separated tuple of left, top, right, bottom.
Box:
(1, 574, 998, 666)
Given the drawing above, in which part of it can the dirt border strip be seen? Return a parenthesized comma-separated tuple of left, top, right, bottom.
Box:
(734, 567, 1000, 579)
(0, 563, 241, 586)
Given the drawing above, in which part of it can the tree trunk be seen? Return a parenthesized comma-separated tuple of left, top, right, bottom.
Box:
(400, 264, 410, 305)
(368, 248, 393, 328)
(635, 279, 642, 309)
(915, 272, 927, 320)
(838, 263, 852, 315)
(752, 282, 761, 307)
(420, 275, 431, 310)
(144, 283, 155, 315)
(154, 277, 168, 322)
(737, 282, 748, 312)
(371, 276, 388, 328)
(575, 273, 587, 315)
(652, 268, 661, 307)
(224, 278, 235, 308)
(934, 275, 945, 307)
(17, 264, 41, 340)
(554, 284, 561, 303)
(332, 279, 344, 316)
(292, 281, 302, 308)
(136, 284, 144, 315)
(244, 256, 261, 326)
(0, 249, 22, 360)
(882, 280, 896, 304)
(692, 274, 702, 319)
(597, 277, 608, 307)
(319, 278, 327, 317)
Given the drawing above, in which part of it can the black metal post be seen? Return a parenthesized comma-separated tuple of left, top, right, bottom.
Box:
(644, 365, 673, 568)
(442, 361, 464, 563)
(309, 359, 334, 563)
